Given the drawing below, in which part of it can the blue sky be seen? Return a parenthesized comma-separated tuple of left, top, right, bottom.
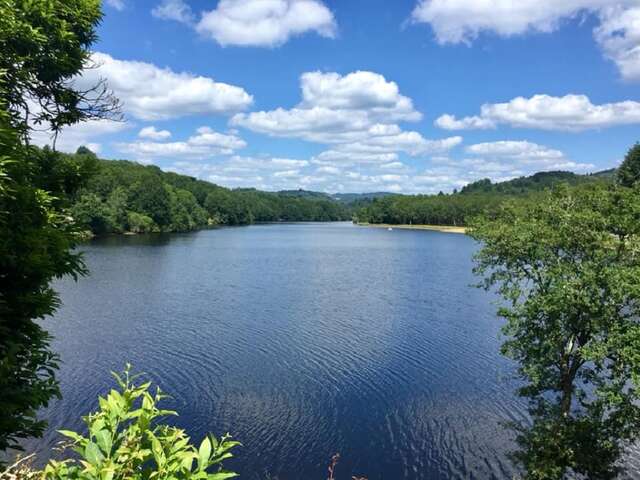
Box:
(41, 0, 640, 193)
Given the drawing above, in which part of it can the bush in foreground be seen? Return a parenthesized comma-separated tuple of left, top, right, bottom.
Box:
(42, 366, 240, 480)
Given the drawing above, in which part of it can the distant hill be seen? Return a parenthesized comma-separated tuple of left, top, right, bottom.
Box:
(590, 168, 617, 179)
(331, 192, 396, 203)
(277, 189, 332, 200)
(281, 171, 616, 202)
(277, 189, 396, 204)
(355, 168, 617, 228)
(460, 170, 614, 195)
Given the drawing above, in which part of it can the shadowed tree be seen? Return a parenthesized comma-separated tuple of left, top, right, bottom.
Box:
(0, 0, 120, 455)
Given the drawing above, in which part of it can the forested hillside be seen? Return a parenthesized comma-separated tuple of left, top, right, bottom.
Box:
(65, 148, 350, 235)
(70, 146, 616, 233)
(355, 170, 613, 226)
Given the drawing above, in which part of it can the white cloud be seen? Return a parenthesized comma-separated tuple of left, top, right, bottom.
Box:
(105, 0, 125, 11)
(138, 126, 172, 140)
(167, 155, 314, 191)
(410, 0, 640, 81)
(117, 127, 246, 159)
(435, 94, 640, 131)
(273, 169, 301, 178)
(160, 137, 597, 195)
(232, 71, 422, 142)
(380, 161, 408, 170)
(166, 152, 474, 194)
(465, 140, 594, 170)
(195, 0, 337, 47)
(77, 52, 253, 121)
(152, 0, 195, 24)
(466, 140, 563, 158)
(595, 5, 640, 81)
(312, 150, 399, 166)
(411, 0, 609, 44)
(29, 120, 128, 154)
(299, 71, 420, 121)
(435, 113, 495, 130)
(232, 70, 459, 164)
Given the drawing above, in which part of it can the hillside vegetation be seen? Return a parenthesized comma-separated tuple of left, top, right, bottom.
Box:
(65, 148, 350, 235)
(354, 171, 614, 227)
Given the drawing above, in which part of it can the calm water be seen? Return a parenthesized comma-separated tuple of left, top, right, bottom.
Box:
(24, 222, 609, 478)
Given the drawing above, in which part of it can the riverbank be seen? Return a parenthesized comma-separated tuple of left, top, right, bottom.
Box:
(356, 222, 468, 234)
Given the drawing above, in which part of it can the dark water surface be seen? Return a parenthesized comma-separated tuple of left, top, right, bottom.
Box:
(25, 223, 557, 478)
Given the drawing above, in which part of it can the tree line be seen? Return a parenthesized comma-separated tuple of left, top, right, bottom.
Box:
(354, 170, 614, 226)
(64, 148, 350, 235)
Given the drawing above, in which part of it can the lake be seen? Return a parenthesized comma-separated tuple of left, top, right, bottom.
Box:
(24, 223, 568, 478)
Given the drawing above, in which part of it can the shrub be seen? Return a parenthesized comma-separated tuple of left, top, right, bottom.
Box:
(42, 366, 239, 480)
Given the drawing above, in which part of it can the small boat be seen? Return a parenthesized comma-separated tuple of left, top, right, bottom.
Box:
(388, 227, 393, 231)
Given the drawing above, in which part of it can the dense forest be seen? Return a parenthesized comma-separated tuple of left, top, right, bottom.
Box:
(63, 147, 350, 235)
(354, 170, 615, 226)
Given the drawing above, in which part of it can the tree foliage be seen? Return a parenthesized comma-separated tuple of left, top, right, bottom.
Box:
(43, 366, 240, 480)
(0, 0, 116, 456)
(0, 114, 91, 453)
(617, 142, 640, 188)
(355, 171, 611, 227)
(0, 0, 120, 140)
(471, 183, 640, 479)
(61, 152, 350, 234)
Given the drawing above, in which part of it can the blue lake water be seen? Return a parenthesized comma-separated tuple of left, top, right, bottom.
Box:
(25, 222, 578, 478)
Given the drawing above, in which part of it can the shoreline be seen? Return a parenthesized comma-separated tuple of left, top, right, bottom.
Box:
(356, 222, 468, 234)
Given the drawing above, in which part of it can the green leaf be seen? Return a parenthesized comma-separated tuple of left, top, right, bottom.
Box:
(84, 441, 104, 466)
(101, 468, 115, 480)
(207, 471, 238, 480)
(95, 429, 112, 456)
(58, 429, 83, 442)
(198, 436, 212, 470)
(180, 452, 196, 471)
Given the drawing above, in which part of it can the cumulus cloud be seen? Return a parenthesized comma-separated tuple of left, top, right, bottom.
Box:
(465, 140, 594, 171)
(76, 52, 253, 121)
(138, 126, 172, 140)
(595, 5, 640, 81)
(194, 0, 337, 47)
(435, 94, 640, 131)
(411, 0, 640, 81)
(160, 137, 596, 195)
(299, 71, 420, 121)
(232, 71, 422, 141)
(232, 70, 459, 161)
(152, 0, 195, 24)
(117, 127, 246, 159)
(165, 151, 476, 194)
(167, 155, 313, 191)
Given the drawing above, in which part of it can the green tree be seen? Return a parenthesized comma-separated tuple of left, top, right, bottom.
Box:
(127, 211, 157, 234)
(105, 186, 129, 232)
(470, 184, 640, 479)
(128, 180, 172, 229)
(617, 142, 640, 187)
(71, 192, 114, 234)
(0, 0, 118, 455)
(0, 108, 87, 454)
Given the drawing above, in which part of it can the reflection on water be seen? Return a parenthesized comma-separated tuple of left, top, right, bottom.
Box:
(25, 223, 636, 479)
